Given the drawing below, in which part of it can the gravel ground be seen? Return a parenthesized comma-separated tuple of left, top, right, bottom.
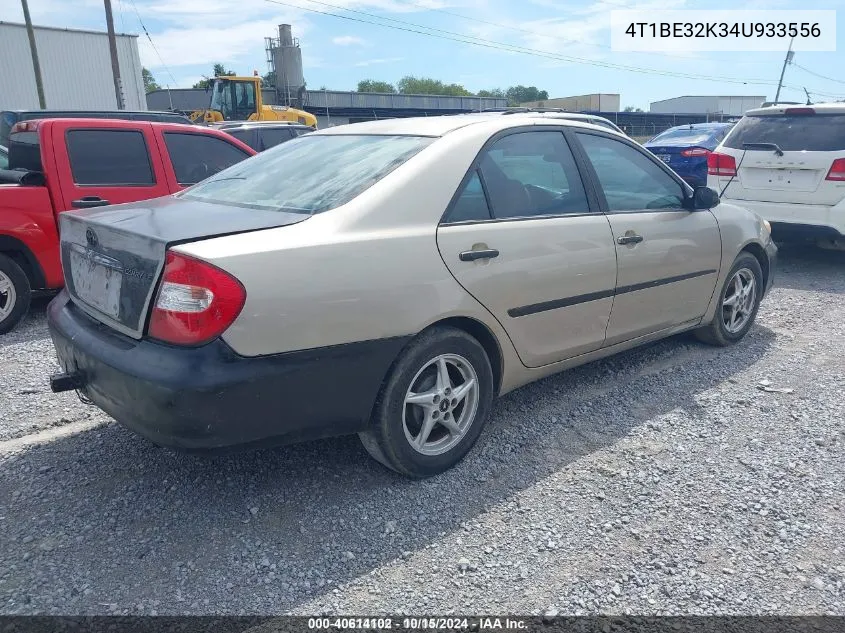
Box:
(0, 244, 843, 616)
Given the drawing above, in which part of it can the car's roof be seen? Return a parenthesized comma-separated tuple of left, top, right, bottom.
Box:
(745, 102, 845, 116)
(663, 122, 732, 131)
(314, 114, 615, 137)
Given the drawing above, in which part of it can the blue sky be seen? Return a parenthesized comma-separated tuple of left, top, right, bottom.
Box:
(2, 0, 843, 109)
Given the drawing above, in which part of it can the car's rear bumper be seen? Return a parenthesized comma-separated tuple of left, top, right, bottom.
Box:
(46, 290, 409, 451)
(714, 198, 845, 240)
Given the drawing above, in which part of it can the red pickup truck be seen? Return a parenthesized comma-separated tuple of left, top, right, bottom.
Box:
(0, 118, 255, 334)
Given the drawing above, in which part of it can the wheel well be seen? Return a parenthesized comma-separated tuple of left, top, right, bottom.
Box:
(0, 237, 46, 290)
(741, 242, 769, 288)
(427, 316, 503, 396)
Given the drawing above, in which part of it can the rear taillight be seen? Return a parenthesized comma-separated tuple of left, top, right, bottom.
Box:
(825, 158, 845, 181)
(681, 147, 711, 157)
(148, 251, 246, 346)
(10, 120, 41, 133)
(707, 152, 737, 177)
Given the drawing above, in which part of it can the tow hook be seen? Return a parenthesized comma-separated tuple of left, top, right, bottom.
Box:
(49, 371, 85, 393)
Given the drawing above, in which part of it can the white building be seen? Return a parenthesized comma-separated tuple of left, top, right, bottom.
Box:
(0, 21, 146, 111)
(649, 95, 767, 117)
(521, 94, 621, 112)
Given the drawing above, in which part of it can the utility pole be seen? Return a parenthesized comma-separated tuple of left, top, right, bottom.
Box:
(21, 0, 46, 109)
(104, 0, 125, 109)
(774, 36, 795, 103)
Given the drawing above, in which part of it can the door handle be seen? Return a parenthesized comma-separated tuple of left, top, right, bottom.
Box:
(72, 196, 111, 209)
(459, 249, 499, 262)
(616, 234, 643, 245)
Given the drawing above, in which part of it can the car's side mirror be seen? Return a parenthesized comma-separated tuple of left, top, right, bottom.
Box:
(692, 186, 720, 209)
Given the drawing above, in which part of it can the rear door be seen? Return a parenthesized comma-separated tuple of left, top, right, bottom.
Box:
(713, 109, 845, 206)
(156, 130, 253, 188)
(572, 130, 722, 345)
(436, 128, 617, 368)
(51, 121, 171, 212)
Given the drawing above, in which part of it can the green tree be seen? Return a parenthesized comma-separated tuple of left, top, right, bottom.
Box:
(505, 85, 549, 105)
(397, 76, 472, 96)
(262, 71, 275, 87)
(357, 79, 396, 93)
(192, 64, 237, 89)
(142, 67, 161, 93)
(477, 88, 506, 98)
(624, 106, 644, 112)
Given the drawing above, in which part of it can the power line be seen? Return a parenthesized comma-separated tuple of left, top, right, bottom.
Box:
(396, 0, 771, 65)
(125, 0, 178, 87)
(266, 0, 785, 86)
(792, 63, 845, 86)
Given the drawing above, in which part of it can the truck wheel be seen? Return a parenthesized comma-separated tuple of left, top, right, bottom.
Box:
(0, 254, 31, 335)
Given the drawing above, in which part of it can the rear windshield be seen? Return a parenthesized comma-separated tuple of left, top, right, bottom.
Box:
(650, 128, 715, 144)
(7, 130, 41, 172)
(723, 114, 845, 152)
(180, 134, 435, 214)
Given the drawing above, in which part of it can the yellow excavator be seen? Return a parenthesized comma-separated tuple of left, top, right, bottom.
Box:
(189, 75, 317, 128)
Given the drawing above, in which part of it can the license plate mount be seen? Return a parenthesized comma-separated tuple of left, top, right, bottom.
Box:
(69, 247, 123, 319)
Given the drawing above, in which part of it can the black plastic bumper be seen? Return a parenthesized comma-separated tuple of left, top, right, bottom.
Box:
(46, 290, 410, 451)
(770, 222, 844, 242)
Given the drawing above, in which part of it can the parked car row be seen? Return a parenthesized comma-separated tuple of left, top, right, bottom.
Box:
(42, 112, 776, 478)
(644, 103, 845, 250)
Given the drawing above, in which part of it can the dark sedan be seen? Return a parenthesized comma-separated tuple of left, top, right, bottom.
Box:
(645, 122, 734, 188)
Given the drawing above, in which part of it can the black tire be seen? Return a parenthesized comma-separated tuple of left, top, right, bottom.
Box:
(0, 253, 31, 335)
(695, 252, 763, 347)
(359, 326, 494, 478)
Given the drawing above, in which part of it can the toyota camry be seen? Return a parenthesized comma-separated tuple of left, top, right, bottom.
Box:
(47, 114, 776, 478)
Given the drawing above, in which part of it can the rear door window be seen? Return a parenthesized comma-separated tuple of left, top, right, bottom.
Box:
(723, 114, 845, 152)
(258, 127, 294, 150)
(66, 129, 154, 185)
(478, 131, 590, 219)
(226, 128, 258, 151)
(162, 132, 251, 185)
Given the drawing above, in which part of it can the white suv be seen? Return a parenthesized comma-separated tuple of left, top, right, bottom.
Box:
(707, 103, 845, 249)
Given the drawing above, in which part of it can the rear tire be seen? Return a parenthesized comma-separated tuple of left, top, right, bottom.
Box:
(0, 254, 31, 335)
(359, 326, 494, 478)
(695, 252, 763, 347)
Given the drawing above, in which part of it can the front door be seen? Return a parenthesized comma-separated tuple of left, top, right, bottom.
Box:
(573, 131, 722, 345)
(436, 129, 617, 368)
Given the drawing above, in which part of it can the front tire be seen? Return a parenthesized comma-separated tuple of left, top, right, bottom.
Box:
(0, 254, 31, 335)
(359, 326, 494, 478)
(695, 252, 763, 346)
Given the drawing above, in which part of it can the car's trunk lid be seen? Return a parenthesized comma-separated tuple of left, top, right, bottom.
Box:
(59, 194, 309, 339)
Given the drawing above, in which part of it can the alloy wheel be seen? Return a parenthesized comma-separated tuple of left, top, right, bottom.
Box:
(0, 270, 16, 322)
(722, 268, 756, 334)
(402, 353, 480, 456)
